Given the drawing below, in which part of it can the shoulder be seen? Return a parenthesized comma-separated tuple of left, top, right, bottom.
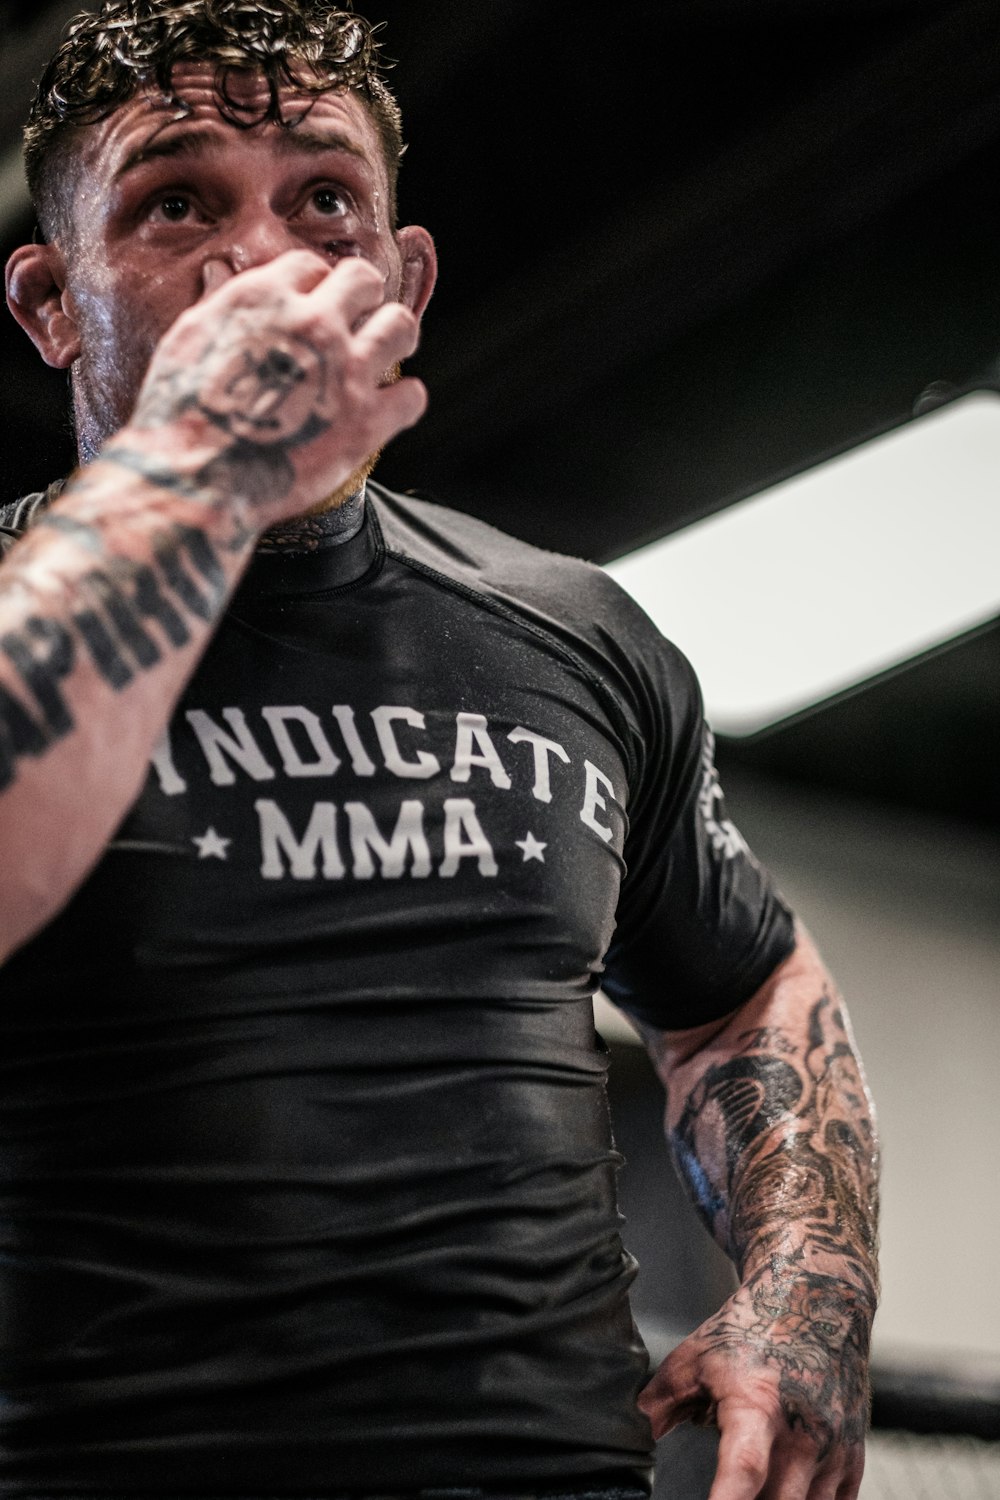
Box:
(368, 484, 692, 671)
(367, 483, 703, 773)
(369, 483, 593, 587)
(0, 483, 65, 554)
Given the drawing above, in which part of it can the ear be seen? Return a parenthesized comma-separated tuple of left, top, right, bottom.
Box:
(394, 225, 437, 321)
(5, 242, 80, 369)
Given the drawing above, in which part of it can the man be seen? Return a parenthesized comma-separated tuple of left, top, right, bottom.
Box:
(0, 3, 878, 1498)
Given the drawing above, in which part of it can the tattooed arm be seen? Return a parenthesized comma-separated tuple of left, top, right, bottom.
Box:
(636, 925, 879, 1500)
(0, 251, 425, 960)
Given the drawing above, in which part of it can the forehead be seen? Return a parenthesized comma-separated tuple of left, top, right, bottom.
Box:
(76, 61, 387, 182)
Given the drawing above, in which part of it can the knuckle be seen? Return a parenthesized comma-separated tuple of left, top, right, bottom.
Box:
(373, 314, 418, 356)
(334, 255, 382, 286)
(279, 247, 327, 271)
(732, 1448, 769, 1487)
(392, 306, 420, 341)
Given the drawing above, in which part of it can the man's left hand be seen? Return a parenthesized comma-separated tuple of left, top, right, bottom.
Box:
(639, 1262, 872, 1499)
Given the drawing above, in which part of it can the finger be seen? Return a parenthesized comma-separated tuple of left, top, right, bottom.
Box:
(642, 1389, 709, 1440)
(350, 300, 421, 374)
(212, 248, 334, 300)
(765, 1428, 849, 1500)
(367, 375, 428, 438)
(763, 1451, 821, 1500)
(637, 1346, 705, 1439)
(307, 255, 387, 327)
(705, 1402, 777, 1500)
(804, 1478, 844, 1500)
(832, 1447, 865, 1500)
(805, 1460, 858, 1500)
(201, 258, 235, 297)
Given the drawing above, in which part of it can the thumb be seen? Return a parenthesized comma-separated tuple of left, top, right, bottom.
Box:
(639, 1338, 716, 1439)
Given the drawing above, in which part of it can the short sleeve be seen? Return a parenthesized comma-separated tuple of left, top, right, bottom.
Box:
(602, 648, 795, 1032)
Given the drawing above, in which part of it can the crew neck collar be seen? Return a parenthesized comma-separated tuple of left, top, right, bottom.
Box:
(239, 496, 381, 597)
(256, 488, 367, 554)
(14, 476, 382, 597)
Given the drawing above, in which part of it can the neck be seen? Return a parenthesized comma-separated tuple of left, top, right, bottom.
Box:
(257, 489, 366, 553)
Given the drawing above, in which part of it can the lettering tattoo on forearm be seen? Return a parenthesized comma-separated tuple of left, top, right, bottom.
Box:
(668, 990, 879, 1451)
(0, 515, 227, 792)
(0, 327, 342, 794)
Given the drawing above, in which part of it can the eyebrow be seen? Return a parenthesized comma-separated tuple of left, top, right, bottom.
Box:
(115, 125, 371, 181)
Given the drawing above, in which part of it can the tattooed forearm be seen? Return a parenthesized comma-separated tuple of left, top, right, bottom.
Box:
(645, 944, 879, 1458)
(0, 314, 366, 795)
(0, 514, 227, 791)
(668, 986, 878, 1292)
(639, 938, 877, 1482)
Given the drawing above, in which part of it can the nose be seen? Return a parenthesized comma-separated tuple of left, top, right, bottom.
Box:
(212, 209, 302, 278)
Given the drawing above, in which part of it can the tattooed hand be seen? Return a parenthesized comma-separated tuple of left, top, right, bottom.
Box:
(110, 250, 426, 530)
(640, 1263, 872, 1498)
(638, 927, 879, 1499)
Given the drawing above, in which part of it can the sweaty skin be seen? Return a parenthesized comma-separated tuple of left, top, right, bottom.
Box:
(2, 59, 877, 1500)
(637, 925, 878, 1500)
(38, 67, 434, 468)
(0, 67, 437, 956)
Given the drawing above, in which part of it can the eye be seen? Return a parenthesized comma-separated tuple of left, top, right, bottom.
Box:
(153, 194, 194, 223)
(311, 187, 347, 217)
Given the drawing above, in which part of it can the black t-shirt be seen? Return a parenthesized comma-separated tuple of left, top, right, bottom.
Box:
(0, 483, 794, 1496)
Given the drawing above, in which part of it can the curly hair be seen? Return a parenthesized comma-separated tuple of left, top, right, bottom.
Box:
(24, 0, 404, 241)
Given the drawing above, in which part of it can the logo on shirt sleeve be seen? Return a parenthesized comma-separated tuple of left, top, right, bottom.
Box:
(697, 728, 750, 861)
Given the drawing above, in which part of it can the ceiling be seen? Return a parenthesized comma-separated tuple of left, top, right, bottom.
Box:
(1, 0, 997, 828)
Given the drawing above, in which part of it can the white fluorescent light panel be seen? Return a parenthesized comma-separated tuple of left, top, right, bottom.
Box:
(604, 391, 1000, 736)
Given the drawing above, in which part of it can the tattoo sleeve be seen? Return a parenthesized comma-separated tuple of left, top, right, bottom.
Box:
(643, 936, 880, 1453)
(668, 986, 879, 1282)
(0, 488, 230, 794)
(0, 456, 263, 958)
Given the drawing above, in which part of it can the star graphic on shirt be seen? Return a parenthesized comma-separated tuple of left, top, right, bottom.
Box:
(192, 827, 231, 861)
(515, 832, 547, 863)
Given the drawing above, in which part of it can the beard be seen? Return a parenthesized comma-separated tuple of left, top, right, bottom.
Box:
(71, 331, 158, 467)
(76, 351, 400, 515)
(304, 360, 401, 514)
(305, 449, 381, 514)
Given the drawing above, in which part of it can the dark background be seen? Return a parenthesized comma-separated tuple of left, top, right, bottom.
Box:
(1, 0, 998, 827)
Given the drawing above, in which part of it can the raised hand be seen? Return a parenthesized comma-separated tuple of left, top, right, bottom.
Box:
(116, 249, 426, 530)
(0, 249, 429, 954)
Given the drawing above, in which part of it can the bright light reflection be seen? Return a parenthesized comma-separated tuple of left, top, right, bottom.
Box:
(604, 391, 1000, 736)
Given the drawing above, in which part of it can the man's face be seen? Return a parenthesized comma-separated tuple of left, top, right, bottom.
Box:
(49, 65, 425, 464)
